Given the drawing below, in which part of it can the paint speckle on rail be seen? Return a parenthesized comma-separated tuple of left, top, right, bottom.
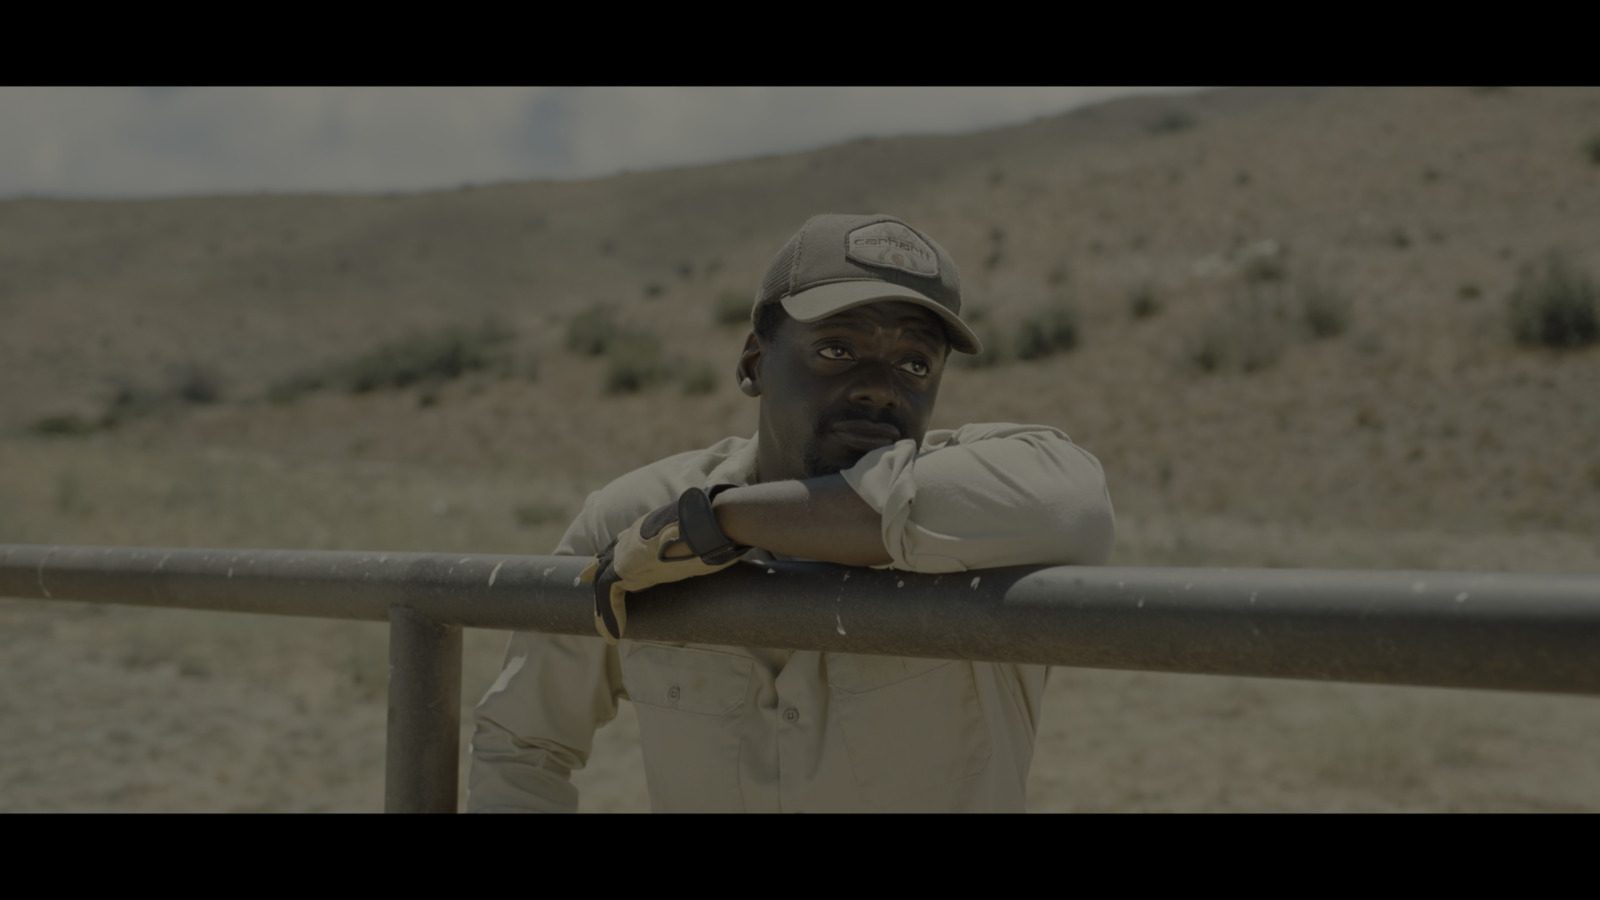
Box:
(970, 576, 981, 589)
(36, 549, 54, 598)
(766, 568, 775, 575)
(573, 576, 582, 587)
(488, 561, 504, 587)
(835, 610, 847, 636)
(1137, 598, 1145, 608)
(1455, 592, 1468, 603)
(227, 567, 233, 578)
(460, 557, 471, 565)
(897, 580, 904, 588)
(842, 572, 850, 582)
(543, 567, 555, 577)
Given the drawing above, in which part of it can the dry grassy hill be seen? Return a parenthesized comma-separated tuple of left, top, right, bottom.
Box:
(5, 84, 1597, 545)
(3, 85, 1599, 812)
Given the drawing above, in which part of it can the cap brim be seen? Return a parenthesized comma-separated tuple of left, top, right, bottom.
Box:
(780, 281, 982, 355)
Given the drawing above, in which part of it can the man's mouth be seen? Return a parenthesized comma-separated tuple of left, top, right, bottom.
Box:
(827, 419, 904, 452)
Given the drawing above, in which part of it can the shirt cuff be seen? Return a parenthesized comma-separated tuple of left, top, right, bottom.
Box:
(840, 438, 967, 573)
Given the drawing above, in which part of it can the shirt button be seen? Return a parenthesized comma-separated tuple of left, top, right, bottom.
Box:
(783, 707, 799, 722)
(668, 686, 680, 701)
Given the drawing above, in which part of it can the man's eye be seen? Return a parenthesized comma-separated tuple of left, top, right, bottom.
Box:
(819, 346, 852, 360)
(899, 359, 930, 377)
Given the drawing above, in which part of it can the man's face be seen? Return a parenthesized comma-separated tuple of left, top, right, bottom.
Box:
(746, 300, 949, 482)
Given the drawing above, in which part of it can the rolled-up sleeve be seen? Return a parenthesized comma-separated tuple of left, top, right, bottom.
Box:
(467, 492, 625, 813)
(468, 631, 622, 812)
(839, 423, 1115, 573)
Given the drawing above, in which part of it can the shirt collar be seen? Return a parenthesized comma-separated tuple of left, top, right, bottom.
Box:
(703, 432, 762, 490)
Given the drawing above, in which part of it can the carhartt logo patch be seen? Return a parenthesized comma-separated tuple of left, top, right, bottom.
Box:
(846, 221, 939, 278)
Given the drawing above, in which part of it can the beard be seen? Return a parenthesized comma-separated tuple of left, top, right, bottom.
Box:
(801, 406, 910, 477)
(802, 441, 846, 477)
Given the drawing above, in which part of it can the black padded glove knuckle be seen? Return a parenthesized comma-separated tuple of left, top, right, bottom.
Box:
(638, 502, 679, 541)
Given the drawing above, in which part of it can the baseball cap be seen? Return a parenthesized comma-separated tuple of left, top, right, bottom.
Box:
(753, 213, 982, 354)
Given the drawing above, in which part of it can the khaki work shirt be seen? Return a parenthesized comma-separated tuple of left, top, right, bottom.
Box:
(468, 423, 1115, 812)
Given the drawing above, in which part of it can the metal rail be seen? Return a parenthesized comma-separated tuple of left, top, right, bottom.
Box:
(3, 543, 1599, 812)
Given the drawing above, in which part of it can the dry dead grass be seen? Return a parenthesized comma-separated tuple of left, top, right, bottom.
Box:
(4, 86, 1600, 812)
(3, 433, 1597, 813)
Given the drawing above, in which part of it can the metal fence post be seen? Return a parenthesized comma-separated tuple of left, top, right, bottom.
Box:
(385, 604, 463, 813)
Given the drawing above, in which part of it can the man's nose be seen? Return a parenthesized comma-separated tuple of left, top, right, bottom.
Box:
(848, 361, 898, 409)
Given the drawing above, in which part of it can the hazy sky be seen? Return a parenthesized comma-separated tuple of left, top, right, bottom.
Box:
(0, 86, 1210, 199)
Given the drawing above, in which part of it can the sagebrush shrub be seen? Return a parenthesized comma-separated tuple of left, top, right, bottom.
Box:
(1189, 289, 1293, 374)
(1129, 286, 1162, 320)
(1241, 256, 1287, 284)
(1014, 306, 1079, 361)
(951, 325, 1005, 369)
(680, 361, 721, 396)
(711, 291, 751, 327)
(603, 329, 666, 395)
(343, 323, 510, 393)
(28, 414, 97, 437)
(513, 501, 569, 528)
(1148, 111, 1196, 134)
(605, 356, 664, 395)
(1298, 281, 1352, 339)
(171, 364, 223, 404)
(98, 363, 227, 425)
(566, 307, 619, 355)
(1509, 252, 1598, 348)
(266, 371, 326, 405)
(267, 321, 514, 403)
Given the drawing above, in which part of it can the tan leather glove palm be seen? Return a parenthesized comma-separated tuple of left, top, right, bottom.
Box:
(579, 499, 739, 644)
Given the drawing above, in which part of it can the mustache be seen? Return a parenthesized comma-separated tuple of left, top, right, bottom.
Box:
(813, 406, 909, 440)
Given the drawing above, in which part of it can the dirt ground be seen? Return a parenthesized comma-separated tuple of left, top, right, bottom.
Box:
(4, 85, 1599, 811)
(2, 439, 1596, 812)
(5, 593, 1599, 813)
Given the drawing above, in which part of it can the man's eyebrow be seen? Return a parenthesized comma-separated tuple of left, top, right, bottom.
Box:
(893, 321, 948, 352)
(905, 324, 947, 348)
(816, 318, 947, 350)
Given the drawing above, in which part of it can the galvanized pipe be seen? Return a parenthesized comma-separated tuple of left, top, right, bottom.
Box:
(385, 605, 462, 814)
(0, 544, 593, 632)
(631, 562, 1600, 696)
(3, 544, 1599, 696)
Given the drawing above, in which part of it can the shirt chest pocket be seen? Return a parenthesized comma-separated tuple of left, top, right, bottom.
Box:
(621, 643, 753, 811)
(622, 643, 752, 716)
(827, 654, 992, 810)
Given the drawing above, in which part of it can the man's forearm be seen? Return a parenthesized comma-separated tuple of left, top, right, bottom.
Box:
(711, 476, 892, 567)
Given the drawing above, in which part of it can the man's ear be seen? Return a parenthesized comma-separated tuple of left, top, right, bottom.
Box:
(735, 331, 762, 397)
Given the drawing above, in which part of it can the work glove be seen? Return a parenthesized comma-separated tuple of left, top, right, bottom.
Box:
(580, 485, 749, 644)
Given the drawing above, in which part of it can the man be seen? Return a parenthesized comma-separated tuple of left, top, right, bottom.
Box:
(468, 213, 1114, 812)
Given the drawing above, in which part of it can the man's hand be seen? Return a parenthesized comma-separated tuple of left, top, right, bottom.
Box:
(579, 490, 743, 644)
